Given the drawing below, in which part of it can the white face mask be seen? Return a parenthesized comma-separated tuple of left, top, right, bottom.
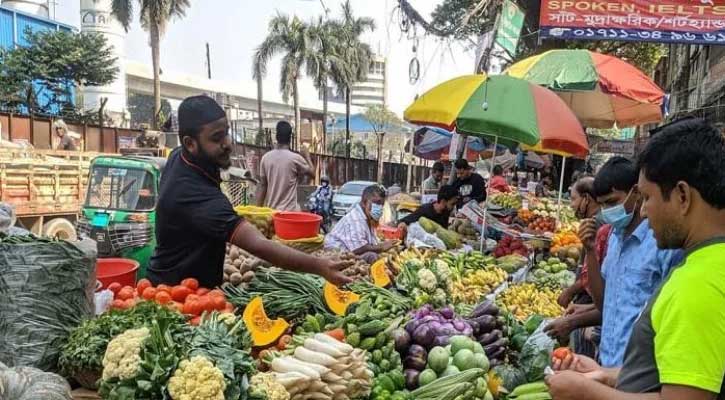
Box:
(369, 203, 384, 221)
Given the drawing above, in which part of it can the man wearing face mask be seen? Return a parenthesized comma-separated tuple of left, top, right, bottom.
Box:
(148, 96, 352, 288)
(324, 184, 397, 263)
(545, 176, 610, 358)
(584, 157, 683, 368)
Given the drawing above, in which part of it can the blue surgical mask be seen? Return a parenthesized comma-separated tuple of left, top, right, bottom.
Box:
(600, 190, 635, 232)
(370, 203, 384, 221)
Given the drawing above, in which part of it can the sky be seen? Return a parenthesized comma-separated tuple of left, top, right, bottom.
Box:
(52, 0, 477, 116)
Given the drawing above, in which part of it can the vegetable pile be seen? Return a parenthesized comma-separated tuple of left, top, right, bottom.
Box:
(107, 278, 234, 325)
(527, 257, 576, 290)
(395, 257, 452, 308)
(224, 244, 267, 287)
(451, 268, 508, 305)
(492, 236, 529, 258)
(497, 284, 563, 321)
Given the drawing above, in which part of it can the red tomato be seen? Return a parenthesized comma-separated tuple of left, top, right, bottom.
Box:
(211, 295, 227, 311)
(183, 300, 202, 316)
(155, 291, 172, 305)
(156, 284, 172, 294)
(553, 347, 573, 361)
(117, 286, 136, 301)
(189, 316, 202, 326)
(208, 289, 225, 299)
(195, 288, 210, 296)
(197, 296, 214, 313)
(224, 302, 235, 313)
(124, 298, 137, 309)
(141, 287, 157, 300)
(181, 278, 200, 291)
(171, 286, 193, 303)
(111, 299, 125, 309)
(136, 279, 152, 296)
(107, 282, 122, 295)
(185, 294, 200, 304)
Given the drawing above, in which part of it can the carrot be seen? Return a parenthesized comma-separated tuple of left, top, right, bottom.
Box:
(325, 328, 346, 342)
(277, 334, 293, 350)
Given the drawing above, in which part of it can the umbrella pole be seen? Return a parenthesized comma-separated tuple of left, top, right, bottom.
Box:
(406, 130, 414, 192)
(479, 135, 498, 253)
(556, 156, 567, 224)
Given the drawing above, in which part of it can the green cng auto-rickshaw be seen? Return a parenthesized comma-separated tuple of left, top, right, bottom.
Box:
(77, 156, 165, 278)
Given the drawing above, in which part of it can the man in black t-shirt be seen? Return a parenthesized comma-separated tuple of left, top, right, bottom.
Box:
(148, 95, 352, 288)
(453, 159, 487, 206)
(398, 185, 459, 232)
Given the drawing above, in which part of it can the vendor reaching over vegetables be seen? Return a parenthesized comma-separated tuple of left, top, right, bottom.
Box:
(148, 95, 352, 288)
(548, 118, 725, 400)
(397, 185, 459, 239)
(324, 184, 397, 263)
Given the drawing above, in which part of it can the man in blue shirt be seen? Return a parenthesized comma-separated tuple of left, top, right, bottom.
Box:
(581, 157, 683, 368)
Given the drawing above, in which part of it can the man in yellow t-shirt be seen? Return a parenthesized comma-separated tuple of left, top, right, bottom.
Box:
(546, 118, 725, 400)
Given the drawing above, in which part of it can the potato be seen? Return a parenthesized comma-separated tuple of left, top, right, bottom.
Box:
(229, 272, 243, 285)
(229, 247, 240, 260)
(224, 264, 238, 275)
(233, 258, 243, 268)
(242, 271, 255, 282)
(224, 273, 230, 282)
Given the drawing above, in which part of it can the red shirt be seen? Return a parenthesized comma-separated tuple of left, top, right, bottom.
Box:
(489, 175, 510, 193)
(580, 224, 612, 294)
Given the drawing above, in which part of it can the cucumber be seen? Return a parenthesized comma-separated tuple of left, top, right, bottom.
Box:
(347, 332, 361, 347)
(511, 381, 548, 397)
(514, 393, 552, 400)
(359, 320, 387, 336)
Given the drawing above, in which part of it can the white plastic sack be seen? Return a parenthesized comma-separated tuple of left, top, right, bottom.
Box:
(406, 223, 446, 250)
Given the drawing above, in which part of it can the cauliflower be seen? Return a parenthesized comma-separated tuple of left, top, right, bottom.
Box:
(433, 288, 448, 305)
(168, 356, 226, 400)
(434, 259, 452, 282)
(417, 268, 438, 292)
(102, 327, 149, 380)
(249, 373, 290, 400)
(217, 312, 238, 326)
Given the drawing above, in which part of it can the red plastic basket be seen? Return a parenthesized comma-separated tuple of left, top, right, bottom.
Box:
(97, 258, 139, 289)
(273, 212, 322, 240)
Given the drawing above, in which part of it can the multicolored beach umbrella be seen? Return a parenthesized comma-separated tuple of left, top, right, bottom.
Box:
(404, 74, 584, 151)
(506, 49, 665, 129)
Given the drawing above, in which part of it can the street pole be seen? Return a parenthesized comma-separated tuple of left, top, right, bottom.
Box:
(206, 43, 212, 79)
(406, 129, 414, 192)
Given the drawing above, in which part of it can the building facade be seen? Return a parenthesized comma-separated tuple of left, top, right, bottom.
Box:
(323, 54, 388, 109)
(654, 44, 725, 129)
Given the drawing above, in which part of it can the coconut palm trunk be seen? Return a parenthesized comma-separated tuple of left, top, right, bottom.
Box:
(150, 23, 161, 129)
(293, 77, 301, 149)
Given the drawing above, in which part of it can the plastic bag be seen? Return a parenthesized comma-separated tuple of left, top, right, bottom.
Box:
(405, 223, 446, 250)
(0, 235, 96, 371)
(518, 318, 557, 382)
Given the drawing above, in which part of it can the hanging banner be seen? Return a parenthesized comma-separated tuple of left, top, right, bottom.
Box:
(495, 0, 526, 56)
(539, 0, 725, 45)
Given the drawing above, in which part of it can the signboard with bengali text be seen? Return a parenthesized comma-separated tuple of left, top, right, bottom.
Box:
(539, 0, 725, 45)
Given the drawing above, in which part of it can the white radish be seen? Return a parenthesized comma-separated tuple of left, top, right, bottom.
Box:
(273, 371, 309, 387)
(313, 333, 354, 354)
(328, 384, 346, 394)
(272, 357, 321, 379)
(323, 371, 343, 382)
(341, 371, 353, 380)
(294, 346, 338, 366)
(304, 338, 347, 357)
(307, 393, 332, 400)
(287, 356, 331, 375)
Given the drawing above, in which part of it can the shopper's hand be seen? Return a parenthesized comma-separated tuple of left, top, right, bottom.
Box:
(381, 240, 397, 252)
(552, 353, 600, 374)
(578, 218, 597, 250)
(557, 288, 575, 308)
(566, 303, 593, 316)
(544, 317, 574, 341)
(546, 370, 591, 400)
(320, 258, 354, 286)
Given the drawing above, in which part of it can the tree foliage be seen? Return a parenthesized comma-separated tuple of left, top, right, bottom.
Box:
(0, 29, 118, 116)
(364, 104, 403, 133)
(127, 93, 172, 128)
(410, 0, 664, 74)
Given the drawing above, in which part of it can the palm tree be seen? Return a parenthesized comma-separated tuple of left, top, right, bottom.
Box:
(111, 0, 190, 130)
(254, 14, 315, 148)
(328, 1, 374, 177)
(306, 18, 343, 147)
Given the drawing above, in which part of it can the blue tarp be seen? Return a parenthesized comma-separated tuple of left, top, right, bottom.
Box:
(326, 113, 399, 133)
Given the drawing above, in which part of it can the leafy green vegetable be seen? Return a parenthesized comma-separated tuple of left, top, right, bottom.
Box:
(59, 301, 187, 380)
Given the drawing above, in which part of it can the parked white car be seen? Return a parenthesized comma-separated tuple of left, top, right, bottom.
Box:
(332, 181, 380, 218)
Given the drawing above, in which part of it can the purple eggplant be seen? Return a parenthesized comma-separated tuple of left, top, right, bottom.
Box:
(478, 330, 502, 346)
(489, 346, 507, 360)
(470, 315, 497, 332)
(452, 319, 467, 331)
(432, 335, 451, 347)
(471, 300, 499, 318)
(404, 354, 427, 371)
(405, 369, 420, 390)
(484, 338, 509, 356)
(392, 328, 411, 354)
(408, 344, 428, 360)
